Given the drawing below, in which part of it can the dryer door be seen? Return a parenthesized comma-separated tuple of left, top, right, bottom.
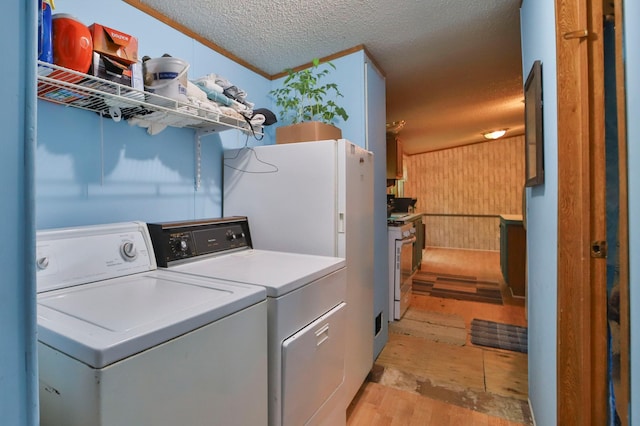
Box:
(281, 302, 346, 425)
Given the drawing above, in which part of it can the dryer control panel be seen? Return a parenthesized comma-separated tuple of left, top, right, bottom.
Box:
(147, 216, 252, 266)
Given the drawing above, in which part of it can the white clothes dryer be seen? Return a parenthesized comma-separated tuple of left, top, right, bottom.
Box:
(147, 217, 348, 426)
(36, 222, 268, 426)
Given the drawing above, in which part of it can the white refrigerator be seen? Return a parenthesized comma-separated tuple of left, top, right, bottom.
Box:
(223, 139, 374, 413)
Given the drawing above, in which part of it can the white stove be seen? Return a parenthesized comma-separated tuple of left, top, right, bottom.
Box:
(388, 221, 416, 320)
(36, 222, 268, 426)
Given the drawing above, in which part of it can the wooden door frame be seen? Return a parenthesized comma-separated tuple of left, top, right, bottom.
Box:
(613, 0, 630, 421)
(555, 0, 608, 424)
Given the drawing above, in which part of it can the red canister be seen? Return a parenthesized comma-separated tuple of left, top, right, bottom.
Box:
(52, 14, 92, 73)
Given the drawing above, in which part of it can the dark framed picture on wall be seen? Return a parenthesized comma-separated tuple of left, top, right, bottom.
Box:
(524, 60, 544, 187)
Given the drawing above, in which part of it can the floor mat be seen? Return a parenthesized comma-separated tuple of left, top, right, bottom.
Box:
(413, 272, 503, 305)
(470, 319, 528, 353)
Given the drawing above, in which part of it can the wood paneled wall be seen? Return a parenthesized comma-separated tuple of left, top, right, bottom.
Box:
(403, 135, 525, 250)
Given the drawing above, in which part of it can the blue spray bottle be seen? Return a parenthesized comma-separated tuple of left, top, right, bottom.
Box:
(38, 0, 55, 63)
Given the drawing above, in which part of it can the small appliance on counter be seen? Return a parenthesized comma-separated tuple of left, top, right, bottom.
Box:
(388, 196, 417, 214)
(386, 194, 395, 218)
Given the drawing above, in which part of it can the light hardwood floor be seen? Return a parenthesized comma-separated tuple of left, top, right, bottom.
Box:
(346, 247, 531, 425)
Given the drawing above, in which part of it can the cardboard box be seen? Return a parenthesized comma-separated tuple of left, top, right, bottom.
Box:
(89, 23, 138, 65)
(276, 121, 342, 144)
(88, 53, 143, 91)
(90, 52, 132, 86)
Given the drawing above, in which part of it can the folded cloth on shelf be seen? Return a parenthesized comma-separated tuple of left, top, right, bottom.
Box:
(213, 75, 236, 93)
(186, 81, 208, 102)
(192, 80, 234, 106)
(126, 68, 260, 135)
(189, 98, 221, 116)
(193, 75, 224, 93)
(222, 85, 250, 105)
(219, 106, 245, 121)
(230, 99, 251, 113)
(199, 73, 254, 108)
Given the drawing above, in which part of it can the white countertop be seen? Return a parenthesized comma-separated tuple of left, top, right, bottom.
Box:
(389, 212, 423, 220)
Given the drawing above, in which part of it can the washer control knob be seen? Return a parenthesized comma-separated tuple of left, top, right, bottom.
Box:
(120, 241, 138, 261)
(177, 240, 188, 252)
(36, 256, 49, 270)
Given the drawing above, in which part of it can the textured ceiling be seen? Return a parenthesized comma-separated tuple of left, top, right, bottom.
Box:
(139, 0, 524, 154)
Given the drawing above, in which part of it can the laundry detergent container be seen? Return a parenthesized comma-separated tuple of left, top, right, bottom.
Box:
(52, 14, 93, 73)
(143, 56, 189, 104)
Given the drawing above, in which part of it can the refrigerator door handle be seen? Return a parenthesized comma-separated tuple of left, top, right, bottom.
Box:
(338, 212, 345, 233)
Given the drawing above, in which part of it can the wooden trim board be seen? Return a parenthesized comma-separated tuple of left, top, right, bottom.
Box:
(555, 0, 607, 423)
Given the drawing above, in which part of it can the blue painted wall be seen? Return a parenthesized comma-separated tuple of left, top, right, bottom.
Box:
(365, 59, 389, 358)
(37, 1, 380, 230)
(37, 0, 273, 229)
(624, 1, 639, 422)
(520, 1, 558, 425)
(14, 0, 384, 421)
(1, 1, 38, 425)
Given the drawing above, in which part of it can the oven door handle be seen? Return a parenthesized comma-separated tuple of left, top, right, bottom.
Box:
(400, 236, 416, 245)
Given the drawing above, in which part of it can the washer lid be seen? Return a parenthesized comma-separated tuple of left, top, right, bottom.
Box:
(37, 270, 265, 368)
(171, 249, 345, 297)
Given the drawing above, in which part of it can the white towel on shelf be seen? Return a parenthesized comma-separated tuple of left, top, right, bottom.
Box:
(219, 106, 245, 121)
(192, 75, 224, 93)
(186, 81, 208, 101)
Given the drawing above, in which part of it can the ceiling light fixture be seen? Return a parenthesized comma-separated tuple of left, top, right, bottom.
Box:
(386, 120, 406, 134)
(482, 129, 507, 140)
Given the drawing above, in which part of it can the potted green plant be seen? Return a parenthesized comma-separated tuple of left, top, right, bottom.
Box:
(270, 58, 349, 144)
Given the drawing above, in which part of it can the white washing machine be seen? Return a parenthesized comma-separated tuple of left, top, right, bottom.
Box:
(36, 222, 268, 426)
(147, 217, 348, 426)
